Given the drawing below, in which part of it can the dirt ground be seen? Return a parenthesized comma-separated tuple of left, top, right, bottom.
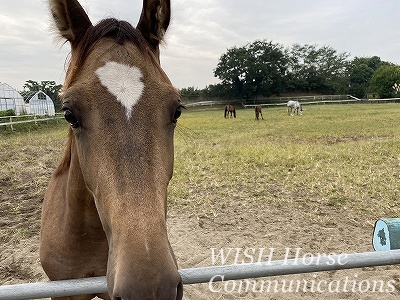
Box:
(2, 188, 400, 299)
(1, 129, 400, 299)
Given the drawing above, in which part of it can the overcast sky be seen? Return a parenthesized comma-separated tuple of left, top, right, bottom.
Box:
(1, 0, 400, 91)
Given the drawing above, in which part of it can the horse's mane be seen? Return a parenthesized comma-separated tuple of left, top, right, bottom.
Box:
(55, 18, 147, 176)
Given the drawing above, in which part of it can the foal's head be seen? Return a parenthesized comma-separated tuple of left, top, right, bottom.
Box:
(49, 0, 183, 298)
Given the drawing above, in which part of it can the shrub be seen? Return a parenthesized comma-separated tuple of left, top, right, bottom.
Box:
(0, 109, 15, 117)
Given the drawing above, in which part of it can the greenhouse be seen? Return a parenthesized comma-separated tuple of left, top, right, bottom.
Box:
(21, 90, 56, 116)
(0, 83, 26, 115)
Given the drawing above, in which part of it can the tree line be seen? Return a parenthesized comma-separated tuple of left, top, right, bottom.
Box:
(22, 40, 400, 107)
(181, 40, 400, 102)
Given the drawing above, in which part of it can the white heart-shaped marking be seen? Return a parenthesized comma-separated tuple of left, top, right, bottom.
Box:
(96, 61, 144, 119)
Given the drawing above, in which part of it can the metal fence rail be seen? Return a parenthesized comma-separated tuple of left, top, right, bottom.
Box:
(1, 250, 400, 300)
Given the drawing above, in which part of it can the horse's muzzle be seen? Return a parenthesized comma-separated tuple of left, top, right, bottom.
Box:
(111, 271, 183, 300)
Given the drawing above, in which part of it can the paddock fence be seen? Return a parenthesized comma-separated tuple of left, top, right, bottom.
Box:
(183, 96, 400, 109)
(0, 114, 64, 130)
(244, 97, 400, 108)
(1, 250, 400, 299)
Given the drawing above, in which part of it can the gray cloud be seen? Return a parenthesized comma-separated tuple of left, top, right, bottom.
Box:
(1, 0, 400, 90)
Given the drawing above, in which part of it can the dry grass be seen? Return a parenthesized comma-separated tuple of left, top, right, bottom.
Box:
(1, 103, 400, 287)
(170, 103, 400, 222)
(0, 124, 67, 243)
(2, 104, 400, 242)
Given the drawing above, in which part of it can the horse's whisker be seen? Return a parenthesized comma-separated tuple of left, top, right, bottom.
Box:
(176, 124, 198, 143)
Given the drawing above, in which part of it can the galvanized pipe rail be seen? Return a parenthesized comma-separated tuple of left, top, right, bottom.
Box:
(1, 250, 400, 300)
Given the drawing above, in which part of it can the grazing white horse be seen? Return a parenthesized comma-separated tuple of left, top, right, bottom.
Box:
(287, 100, 303, 116)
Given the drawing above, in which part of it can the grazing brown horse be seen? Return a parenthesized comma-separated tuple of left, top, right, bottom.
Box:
(255, 105, 263, 120)
(224, 104, 236, 118)
(40, 0, 183, 299)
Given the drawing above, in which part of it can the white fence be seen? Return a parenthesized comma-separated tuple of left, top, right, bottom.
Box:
(0, 114, 63, 130)
(184, 97, 400, 109)
(1, 250, 400, 299)
(244, 97, 400, 108)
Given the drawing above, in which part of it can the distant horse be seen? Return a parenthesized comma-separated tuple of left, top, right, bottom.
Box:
(224, 104, 236, 118)
(287, 100, 303, 115)
(40, 0, 183, 299)
(255, 105, 263, 120)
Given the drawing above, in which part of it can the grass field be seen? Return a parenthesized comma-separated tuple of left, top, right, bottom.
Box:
(1, 103, 400, 241)
(170, 103, 400, 219)
(2, 103, 400, 294)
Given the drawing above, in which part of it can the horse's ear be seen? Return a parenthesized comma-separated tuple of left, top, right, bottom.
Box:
(49, 0, 92, 48)
(137, 0, 170, 51)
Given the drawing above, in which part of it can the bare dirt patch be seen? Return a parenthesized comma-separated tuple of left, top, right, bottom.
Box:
(2, 181, 400, 299)
(169, 186, 400, 299)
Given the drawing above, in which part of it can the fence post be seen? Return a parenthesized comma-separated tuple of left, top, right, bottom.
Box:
(373, 218, 400, 251)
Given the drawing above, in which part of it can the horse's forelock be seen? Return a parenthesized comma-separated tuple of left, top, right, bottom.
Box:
(70, 18, 147, 75)
(58, 19, 149, 175)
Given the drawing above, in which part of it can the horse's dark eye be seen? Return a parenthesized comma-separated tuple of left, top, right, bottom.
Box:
(173, 107, 181, 122)
(172, 105, 184, 123)
(64, 109, 80, 128)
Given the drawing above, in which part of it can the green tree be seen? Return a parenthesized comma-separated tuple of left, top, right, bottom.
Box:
(369, 64, 400, 98)
(286, 44, 349, 94)
(23, 80, 41, 91)
(204, 83, 233, 99)
(352, 56, 384, 71)
(347, 56, 386, 98)
(179, 87, 201, 101)
(214, 40, 287, 99)
(349, 64, 374, 85)
(348, 64, 374, 98)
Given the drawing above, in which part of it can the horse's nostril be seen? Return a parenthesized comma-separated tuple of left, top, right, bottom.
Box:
(176, 280, 184, 300)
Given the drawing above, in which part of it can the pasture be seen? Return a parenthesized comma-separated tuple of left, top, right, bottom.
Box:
(1, 103, 400, 299)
